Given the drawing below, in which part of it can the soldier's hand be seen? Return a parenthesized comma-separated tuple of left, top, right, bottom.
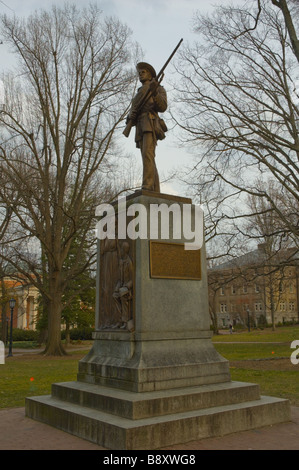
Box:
(149, 79, 159, 95)
(129, 109, 137, 121)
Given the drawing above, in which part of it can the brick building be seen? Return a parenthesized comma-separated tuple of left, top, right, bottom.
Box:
(0, 277, 39, 334)
(208, 245, 299, 328)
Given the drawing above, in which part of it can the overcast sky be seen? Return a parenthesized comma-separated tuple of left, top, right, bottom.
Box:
(0, 0, 229, 62)
(0, 0, 237, 196)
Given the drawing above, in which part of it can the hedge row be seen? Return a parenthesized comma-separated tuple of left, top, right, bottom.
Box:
(61, 327, 94, 340)
(12, 328, 40, 342)
(7, 327, 94, 342)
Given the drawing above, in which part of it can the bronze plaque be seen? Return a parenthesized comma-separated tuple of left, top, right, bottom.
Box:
(149, 241, 201, 280)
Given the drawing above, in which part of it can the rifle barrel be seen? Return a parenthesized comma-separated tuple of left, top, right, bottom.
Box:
(156, 38, 183, 81)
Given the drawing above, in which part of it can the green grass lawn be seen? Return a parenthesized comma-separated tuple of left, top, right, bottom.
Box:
(0, 351, 88, 409)
(212, 325, 299, 343)
(0, 326, 298, 409)
(212, 343, 299, 405)
(213, 342, 292, 360)
(228, 369, 299, 405)
(212, 326, 299, 406)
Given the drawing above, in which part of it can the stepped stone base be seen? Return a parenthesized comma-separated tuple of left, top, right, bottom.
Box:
(76, 331, 232, 392)
(25, 381, 290, 450)
(25, 193, 291, 448)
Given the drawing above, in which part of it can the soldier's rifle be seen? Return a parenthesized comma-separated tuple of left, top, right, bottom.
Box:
(123, 38, 183, 138)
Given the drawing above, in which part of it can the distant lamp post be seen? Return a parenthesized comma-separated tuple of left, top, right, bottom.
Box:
(7, 298, 16, 357)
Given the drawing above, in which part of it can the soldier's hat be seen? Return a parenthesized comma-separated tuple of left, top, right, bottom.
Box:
(136, 62, 156, 78)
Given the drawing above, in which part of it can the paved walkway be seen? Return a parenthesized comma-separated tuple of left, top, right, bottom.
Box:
(0, 405, 298, 450)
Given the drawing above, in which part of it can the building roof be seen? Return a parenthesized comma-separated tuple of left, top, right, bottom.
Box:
(210, 245, 298, 272)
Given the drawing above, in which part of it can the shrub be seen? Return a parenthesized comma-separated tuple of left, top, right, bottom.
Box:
(257, 315, 268, 328)
(61, 327, 94, 341)
(12, 328, 39, 342)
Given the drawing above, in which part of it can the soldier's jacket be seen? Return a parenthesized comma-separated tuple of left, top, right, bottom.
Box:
(129, 82, 167, 148)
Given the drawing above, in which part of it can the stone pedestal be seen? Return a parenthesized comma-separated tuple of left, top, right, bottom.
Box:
(78, 191, 230, 392)
(25, 191, 290, 450)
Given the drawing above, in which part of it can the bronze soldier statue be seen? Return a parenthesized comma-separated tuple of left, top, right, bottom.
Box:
(123, 40, 183, 193)
(126, 62, 167, 192)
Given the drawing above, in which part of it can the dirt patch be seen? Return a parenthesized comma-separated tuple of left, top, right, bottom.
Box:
(230, 358, 296, 371)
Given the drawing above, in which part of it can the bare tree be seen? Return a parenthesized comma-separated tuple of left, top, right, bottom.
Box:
(0, 3, 138, 355)
(272, 0, 299, 63)
(245, 185, 297, 329)
(0, 205, 13, 343)
(233, 0, 299, 64)
(173, 0, 299, 250)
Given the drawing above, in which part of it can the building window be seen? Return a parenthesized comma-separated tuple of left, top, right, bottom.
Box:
(220, 303, 227, 313)
(220, 287, 225, 296)
(231, 285, 236, 294)
(289, 302, 295, 311)
(243, 285, 247, 294)
(255, 303, 262, 311)
(279, 283, 283, 293)
(279, 302, 286, 311)
(255, 284, 260, 293)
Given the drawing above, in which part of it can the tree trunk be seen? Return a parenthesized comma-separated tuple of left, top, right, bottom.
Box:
(1, 304, 7, 344)
(209, 300, 219, 334)
(65, 319, 71, 346)
(269, 280, 276, 331)
(272, 0, 299, 64)
(43, 275, 67, 356)
(0, 278, 8, 343)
